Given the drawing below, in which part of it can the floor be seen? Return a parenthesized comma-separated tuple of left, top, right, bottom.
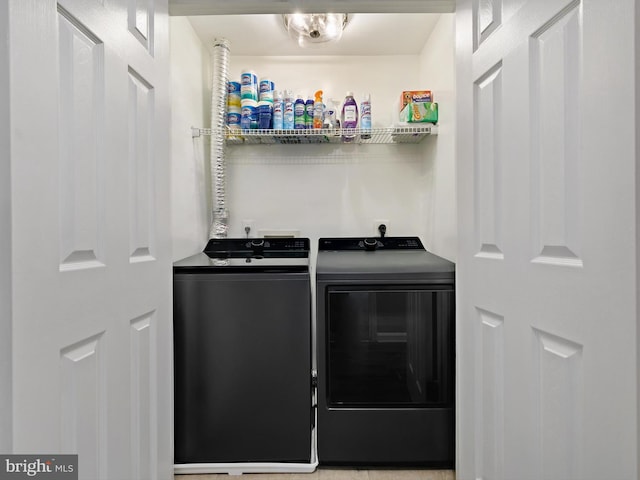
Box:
(175, 468, 456, 480)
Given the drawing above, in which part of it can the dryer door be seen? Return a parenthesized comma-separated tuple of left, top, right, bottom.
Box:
(326, 285, 454, 407)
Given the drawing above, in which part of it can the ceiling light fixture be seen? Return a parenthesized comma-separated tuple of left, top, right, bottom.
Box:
(283, 13, 350, 47)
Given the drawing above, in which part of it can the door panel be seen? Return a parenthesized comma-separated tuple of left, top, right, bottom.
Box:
(58, 6, 106, 270)
(457, 0, 638, 479)
(128, 66, 156, 262)
(474, 61, 503, 259)
(530, 2, 582, 266)
(9, 0, 171, 478)
(129, 0, 155, 53)
(130, 311, 158, 480)
(532, 328, 584, 480)
(474, 308, 504, 480)
(60, 334, 107, 480)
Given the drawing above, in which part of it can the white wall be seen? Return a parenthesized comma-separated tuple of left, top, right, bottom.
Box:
(418, 14, 456, 261)
(224, 54, 438, 259)
(0, 0, 12, 453)
(170, 17, 211, 261)
(169, 16, 457, 265)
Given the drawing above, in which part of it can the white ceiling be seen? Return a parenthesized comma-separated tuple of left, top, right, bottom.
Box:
(170, 0, 455, 16)
(187, 13, 442, 56)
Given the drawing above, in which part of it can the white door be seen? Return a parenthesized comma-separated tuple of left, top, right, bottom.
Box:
(456, 0, 637, 479)
(8, 0, 172, 478)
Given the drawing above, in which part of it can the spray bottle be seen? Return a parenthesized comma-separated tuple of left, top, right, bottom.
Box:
(294, 94, 306, 130)
(283, 90, 294, 130)
(360, 93, 371, 139)
(313, 90, 324, 129)
(272, 90, 284, 130)
(305, 96, 314, 129)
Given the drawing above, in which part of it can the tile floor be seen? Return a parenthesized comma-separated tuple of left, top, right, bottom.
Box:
(175, 468, 455, 480)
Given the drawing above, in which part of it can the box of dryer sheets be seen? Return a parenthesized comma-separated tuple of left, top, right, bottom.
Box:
(400, 101, 438, 123)
(400, 90, 433, 109)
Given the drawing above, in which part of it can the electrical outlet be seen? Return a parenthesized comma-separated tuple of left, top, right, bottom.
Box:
(373, 219, 389, 237)
(241, 219, 255, 238)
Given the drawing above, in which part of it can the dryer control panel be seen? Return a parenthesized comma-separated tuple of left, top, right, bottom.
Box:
(318, 236, 424, 251)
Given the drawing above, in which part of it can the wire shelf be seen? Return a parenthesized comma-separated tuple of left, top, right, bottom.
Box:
(191, 125, 438, 145)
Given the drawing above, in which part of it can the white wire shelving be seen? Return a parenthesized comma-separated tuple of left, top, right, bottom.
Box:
(191, 125, 438, 145)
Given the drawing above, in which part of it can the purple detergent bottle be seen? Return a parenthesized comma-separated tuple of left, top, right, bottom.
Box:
(341, 91, 358, 143)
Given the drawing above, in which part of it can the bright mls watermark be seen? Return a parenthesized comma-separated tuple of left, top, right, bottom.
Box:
(0, 455, 77, 480)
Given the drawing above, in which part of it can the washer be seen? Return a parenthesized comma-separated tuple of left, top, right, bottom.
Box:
(173, 238, 312, 468)
(316, 236, 455, 467)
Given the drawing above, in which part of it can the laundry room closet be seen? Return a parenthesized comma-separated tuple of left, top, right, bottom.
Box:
(169, 3, 457, 264)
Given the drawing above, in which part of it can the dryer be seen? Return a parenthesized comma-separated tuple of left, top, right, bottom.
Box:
(316, 236, 455, 467)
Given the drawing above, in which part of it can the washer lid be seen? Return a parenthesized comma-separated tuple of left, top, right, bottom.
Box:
(174, 253, 309, 272)
(174, 237, 310, 272)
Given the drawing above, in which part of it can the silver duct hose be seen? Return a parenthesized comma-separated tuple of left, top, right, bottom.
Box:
(209, 38, 230, 238)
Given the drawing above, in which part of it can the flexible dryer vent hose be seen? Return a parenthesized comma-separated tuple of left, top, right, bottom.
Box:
(209, 38, 230, 239)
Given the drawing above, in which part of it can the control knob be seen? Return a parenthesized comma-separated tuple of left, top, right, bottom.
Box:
(363, 238, 378, 251)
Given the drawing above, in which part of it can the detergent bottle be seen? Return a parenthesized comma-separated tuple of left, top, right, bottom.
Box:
(341, 91, 358, 143)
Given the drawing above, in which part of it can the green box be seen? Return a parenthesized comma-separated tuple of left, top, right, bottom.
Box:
(400, 102, 438, 123)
